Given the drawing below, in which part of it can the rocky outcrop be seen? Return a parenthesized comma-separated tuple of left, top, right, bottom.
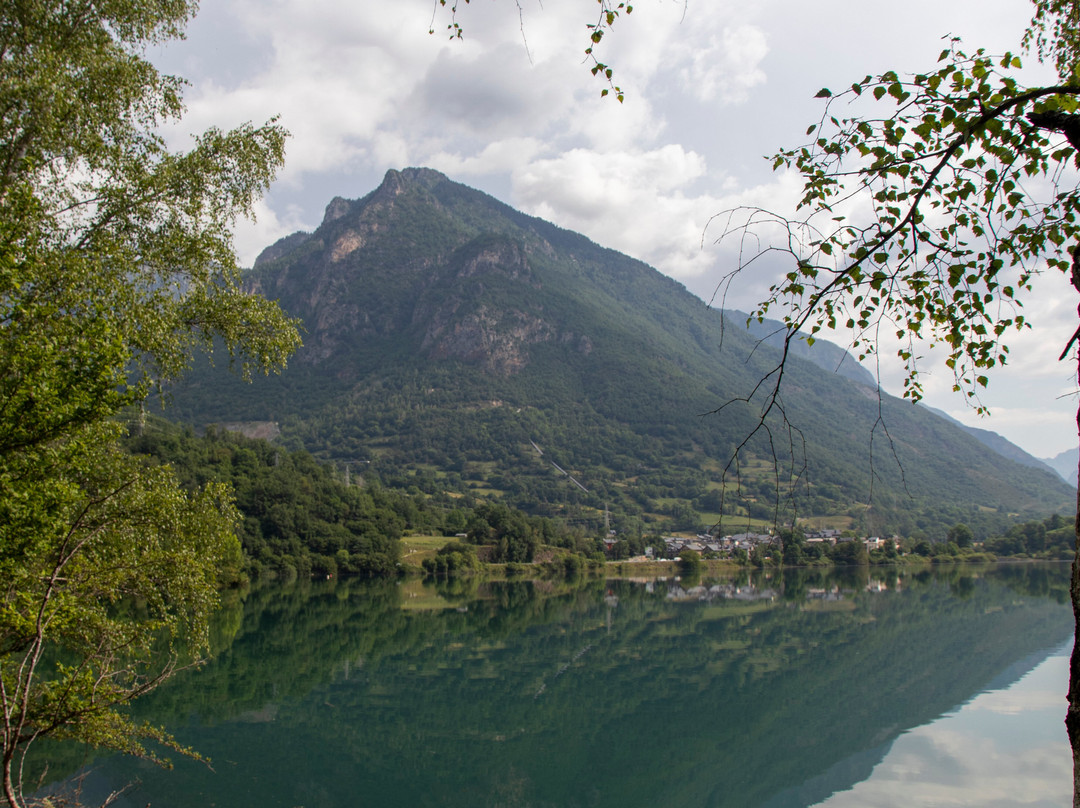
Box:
(253, 230, 312, 268)
(322, 196, 352, 224)
(455, 238, 531, 281)
(246, 169, 590, 376)
(422, 306, 555, 375)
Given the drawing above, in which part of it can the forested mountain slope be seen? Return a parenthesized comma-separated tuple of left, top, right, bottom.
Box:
(165, 168, 1074, 539)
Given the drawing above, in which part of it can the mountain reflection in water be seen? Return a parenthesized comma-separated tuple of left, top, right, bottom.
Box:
(40, 564, 1073, 808)
(773, 643, 1071, 807)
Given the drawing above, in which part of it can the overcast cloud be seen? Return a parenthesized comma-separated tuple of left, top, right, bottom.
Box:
(152, 0, 1079, 459)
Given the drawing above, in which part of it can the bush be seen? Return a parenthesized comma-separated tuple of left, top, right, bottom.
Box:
(422, 541, 481, 574)
(678, 548, 703, 575)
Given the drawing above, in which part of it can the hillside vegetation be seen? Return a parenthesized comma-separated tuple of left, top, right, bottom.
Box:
(124, 417, 604, 578)
(164, 168, 1075, 541)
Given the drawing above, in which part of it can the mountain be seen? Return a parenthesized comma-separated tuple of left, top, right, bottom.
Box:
(740, 313, 876, 387)
(923, 405, 1064, 477)
(164, 168, 1076, 539)
(1044, 448, 1079, 487)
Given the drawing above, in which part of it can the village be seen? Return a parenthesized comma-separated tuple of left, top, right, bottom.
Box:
(604, 529, 894, 560)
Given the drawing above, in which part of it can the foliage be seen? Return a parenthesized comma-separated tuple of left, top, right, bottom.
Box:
(827, 539, 869, 566)
(0, 1, 299, 804)
(125, 419, 412, 578)
(715, 37, 1080, 409)
(1023, 0, 1080, 80)
(947, 522, 975, 548)
(422, 541, 481, 574)
(985, 512, 1075, 557)
(0, 422, 240, 787)
(123, 417, 589, 577)
(677, 547, 703, 575)
(466, 502, 542, 563)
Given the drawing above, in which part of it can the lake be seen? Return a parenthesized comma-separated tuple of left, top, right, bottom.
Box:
(40, 563, 1074, 807)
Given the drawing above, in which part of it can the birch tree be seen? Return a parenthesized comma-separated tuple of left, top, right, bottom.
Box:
(0, 2, 299, 804)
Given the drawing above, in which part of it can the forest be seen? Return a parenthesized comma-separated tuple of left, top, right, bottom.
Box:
(123, 417, 604, 579)
(123, 416, 1074, 580)
(165, 169, 1075, 546)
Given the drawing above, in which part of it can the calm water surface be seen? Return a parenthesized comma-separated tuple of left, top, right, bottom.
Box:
(811, 646, 1070, 807)
(42, 564, 1073, 807)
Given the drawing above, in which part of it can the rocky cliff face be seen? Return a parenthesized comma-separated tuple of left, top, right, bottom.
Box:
(420, 306, 551, 374)
(168, 167, 1076, 532)
(413, 236, 560, 374)
(248, 168, 577, 374)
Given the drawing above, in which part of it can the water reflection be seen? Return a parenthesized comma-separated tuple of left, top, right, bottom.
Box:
(41, 564, 1074, 808)
(808, 646, 1071, 807)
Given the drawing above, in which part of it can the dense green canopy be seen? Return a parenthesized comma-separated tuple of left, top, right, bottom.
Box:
(0, 2, 299, 805)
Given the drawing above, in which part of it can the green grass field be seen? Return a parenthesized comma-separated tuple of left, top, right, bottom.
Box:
(400, 534, 453, 564)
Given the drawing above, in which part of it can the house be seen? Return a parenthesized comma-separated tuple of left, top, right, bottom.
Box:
(805, 529, 841, 545)
(724, 532, 775, 546)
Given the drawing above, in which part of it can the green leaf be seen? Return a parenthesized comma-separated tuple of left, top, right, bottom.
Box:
(0, 4, 301, 798)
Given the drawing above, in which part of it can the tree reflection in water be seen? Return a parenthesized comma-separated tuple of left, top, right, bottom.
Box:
(36, 564, 1073, 808)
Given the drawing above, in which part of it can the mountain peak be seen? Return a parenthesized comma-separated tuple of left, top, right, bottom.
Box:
(374, 167, 449, 200)
(393, 166, 449, 187)
(312, 169, 452, 233)
(322, 196, 352, 225)
(200, 170, 1077, 536)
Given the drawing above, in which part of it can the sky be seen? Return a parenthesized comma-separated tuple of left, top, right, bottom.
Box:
(151, 0, 1080, 460)
(816, 644, 1071, 807)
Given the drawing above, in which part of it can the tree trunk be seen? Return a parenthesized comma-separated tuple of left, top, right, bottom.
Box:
(1070, 457, 1080, 807)
(2, 751, 24, 808)
(1068, 252, 1080, 807)
(1070, 529, 1080, 806)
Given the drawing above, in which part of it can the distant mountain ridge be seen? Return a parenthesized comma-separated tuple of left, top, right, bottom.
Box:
(923, 406, 1065, 478)
(1043, 448, 1079, 487)
(739, 314, 876, 387)
(166, 168, 1076, 538)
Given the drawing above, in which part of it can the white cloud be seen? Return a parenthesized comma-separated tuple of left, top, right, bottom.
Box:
(425, 138, 548, 178)
(677, 24, 768, 104)
(511, 145, 714, 276)
(408, 45, 561, 139)
(150, 0, 1080, 456)
(817, 653, 1072, 807)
